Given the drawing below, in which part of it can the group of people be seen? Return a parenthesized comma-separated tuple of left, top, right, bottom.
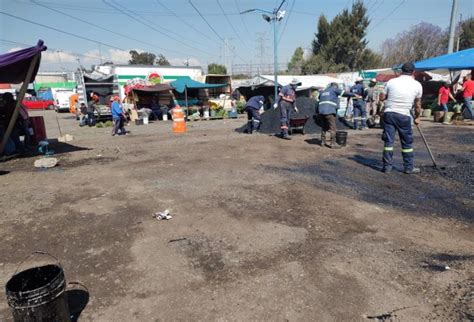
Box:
(244, 62, 474, 175)
(0, 92, 31, 155)
(438, 72, 474, 122)
(77, 92, 127, 136)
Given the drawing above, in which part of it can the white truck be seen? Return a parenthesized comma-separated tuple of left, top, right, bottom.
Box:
(54, 89, 75, 112)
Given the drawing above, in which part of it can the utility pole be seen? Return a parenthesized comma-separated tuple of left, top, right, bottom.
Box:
(456, 14, 462, 52)
(241, 0, 286, 106)
(447, 0, 459, 54)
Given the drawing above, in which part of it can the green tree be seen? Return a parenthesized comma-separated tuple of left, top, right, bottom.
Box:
(312, 15, 330, 55)
(303, 0, 381, 74)
(129, 50, 156, 65)
(156, 54, 170, 66)
(288, 47, 304, 74)
(208, 63, 227, 74)
(459, 18, 474, 51)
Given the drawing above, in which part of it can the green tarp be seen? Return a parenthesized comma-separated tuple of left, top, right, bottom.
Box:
(170, 76, 227, 93)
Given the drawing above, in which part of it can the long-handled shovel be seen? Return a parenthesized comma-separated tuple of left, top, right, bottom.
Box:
(416, 124, 437, 168)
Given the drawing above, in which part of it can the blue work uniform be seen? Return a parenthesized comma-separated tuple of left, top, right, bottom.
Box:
(245, 95, 264, 133)
(277, 85, 296, 137)
(318, 86, 342, 115)
(350, 83, 367, 129)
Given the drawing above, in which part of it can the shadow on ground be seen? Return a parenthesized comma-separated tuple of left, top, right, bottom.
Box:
(263, 151, 473, 222)
(67, 282, 89, 322)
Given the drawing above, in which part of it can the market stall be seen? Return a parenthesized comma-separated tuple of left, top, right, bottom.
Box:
(130, 84, 174, 120)
(170, 76, 227, 116)
(0, 40, 47, 155)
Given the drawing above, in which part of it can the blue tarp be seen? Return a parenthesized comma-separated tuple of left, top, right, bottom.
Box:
(170, 76, 227, 93)
(414, 48, 474, 71)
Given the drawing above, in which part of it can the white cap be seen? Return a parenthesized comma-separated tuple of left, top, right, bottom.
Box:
(370, 78, 377, 83)
(355, 76, 363, 82)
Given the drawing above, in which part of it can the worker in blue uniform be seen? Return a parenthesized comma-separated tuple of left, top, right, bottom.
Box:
(244, 95, 264, 134)
(316, 82, 343, 148)
(382, 62, 423, 174)
(350, 76, 367, 130)
(276, 78, 300, 140)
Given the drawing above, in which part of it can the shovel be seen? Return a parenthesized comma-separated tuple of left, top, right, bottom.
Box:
(416, 124, 437, 168)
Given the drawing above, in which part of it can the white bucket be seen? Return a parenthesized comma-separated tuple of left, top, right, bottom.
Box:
(203, 110, 210, 118)
(162, 114, 168, 121)
(143, 116, 149, 124)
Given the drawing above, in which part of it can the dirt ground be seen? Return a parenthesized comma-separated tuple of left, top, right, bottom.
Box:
(0, 110, 473, 321)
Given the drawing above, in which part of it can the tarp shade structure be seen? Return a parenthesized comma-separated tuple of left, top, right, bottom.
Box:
(414, 48, 474, 71)
(170, 76, 227, 93)
(132, 84, 172, 93)
(0, 40, 47, 84)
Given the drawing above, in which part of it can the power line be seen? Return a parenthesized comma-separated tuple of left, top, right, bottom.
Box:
(30, 0, 184, 57)
(0, 38, 108, 62)
(216, 0, 249, 50)
(278, 0, 296, 43)
(0, 11, 126, 51)
(234, 0, 251, 35)
(187, 0, 248, 63)
(103, 0, 214, 57)
(369, 0, 405, 31)
(154, 0, 217, 44)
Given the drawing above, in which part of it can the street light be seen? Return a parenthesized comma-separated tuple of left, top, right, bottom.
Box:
(241, 0, 286, 107)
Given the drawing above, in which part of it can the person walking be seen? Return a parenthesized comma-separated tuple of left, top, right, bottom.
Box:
(350, 76, 367, 130)
(461, 73, 474, 119)
(277, 78, 300, 140)
(381, 62, 422, 174)
(316, 82, 343, 149)
(438, 81, 456, 124)
(244, 95, 264, 134)
(111, 96, 126, 136)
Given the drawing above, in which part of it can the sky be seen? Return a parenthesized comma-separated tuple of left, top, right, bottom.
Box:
(0, 0, 472, 72)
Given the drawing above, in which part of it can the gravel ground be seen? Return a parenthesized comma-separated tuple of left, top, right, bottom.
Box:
(0, 110, 472, 321)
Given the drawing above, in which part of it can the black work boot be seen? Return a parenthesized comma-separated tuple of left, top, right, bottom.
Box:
(320, 131, 326, 146)
(244, 121, 253, 134)
(330, 136, 342, 149)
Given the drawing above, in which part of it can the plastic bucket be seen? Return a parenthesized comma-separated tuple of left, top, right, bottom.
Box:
(335, 131, 348, 146)
(5, 259, 70, 322)
(162, 113, 168, 121)
(143, 116, 149, 125)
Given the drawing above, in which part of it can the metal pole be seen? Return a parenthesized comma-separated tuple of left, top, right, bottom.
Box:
(447, 0, 459, 54)
(416, 124, 437, 168)
(273, 18, 278, 106)
(0, 54, 40, 156)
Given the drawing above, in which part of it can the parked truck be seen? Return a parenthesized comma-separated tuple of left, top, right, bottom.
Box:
(75, 68, 120, 120)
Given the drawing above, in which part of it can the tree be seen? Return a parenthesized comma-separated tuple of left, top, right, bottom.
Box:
(288, 47, 304, 74)
(380, 22, 447, 67)
(156, 54, 170, 66)
(208, 63, 227, 74)
(129, 50, 156, 65)
(458, 18, 474, 51)
(312, 15, 330, 55)
(303, 1, 381, 74)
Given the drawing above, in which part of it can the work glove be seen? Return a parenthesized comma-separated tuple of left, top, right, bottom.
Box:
(294, 105, 299, 113)
(259, 107, 264, 115)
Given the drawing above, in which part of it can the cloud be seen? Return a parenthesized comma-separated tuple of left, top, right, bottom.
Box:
(8, 47, 23, 53)
(169, 57, 202, 67)
(43, 51, 77, 63)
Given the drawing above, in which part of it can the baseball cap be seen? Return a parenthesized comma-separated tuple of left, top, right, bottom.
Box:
(401, 62, 415, 74)
(355, 76, 363, 82)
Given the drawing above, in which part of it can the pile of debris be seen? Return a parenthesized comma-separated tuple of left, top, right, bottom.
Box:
(236, 97, 350, 135)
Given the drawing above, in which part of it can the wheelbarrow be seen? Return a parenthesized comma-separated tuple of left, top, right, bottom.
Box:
(289, 116, 309, 135)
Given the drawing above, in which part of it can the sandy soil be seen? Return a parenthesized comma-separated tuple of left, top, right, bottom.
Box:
(0, 110, 473, 321)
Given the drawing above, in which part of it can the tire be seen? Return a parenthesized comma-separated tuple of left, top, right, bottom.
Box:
(48, 104, 55, 110)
